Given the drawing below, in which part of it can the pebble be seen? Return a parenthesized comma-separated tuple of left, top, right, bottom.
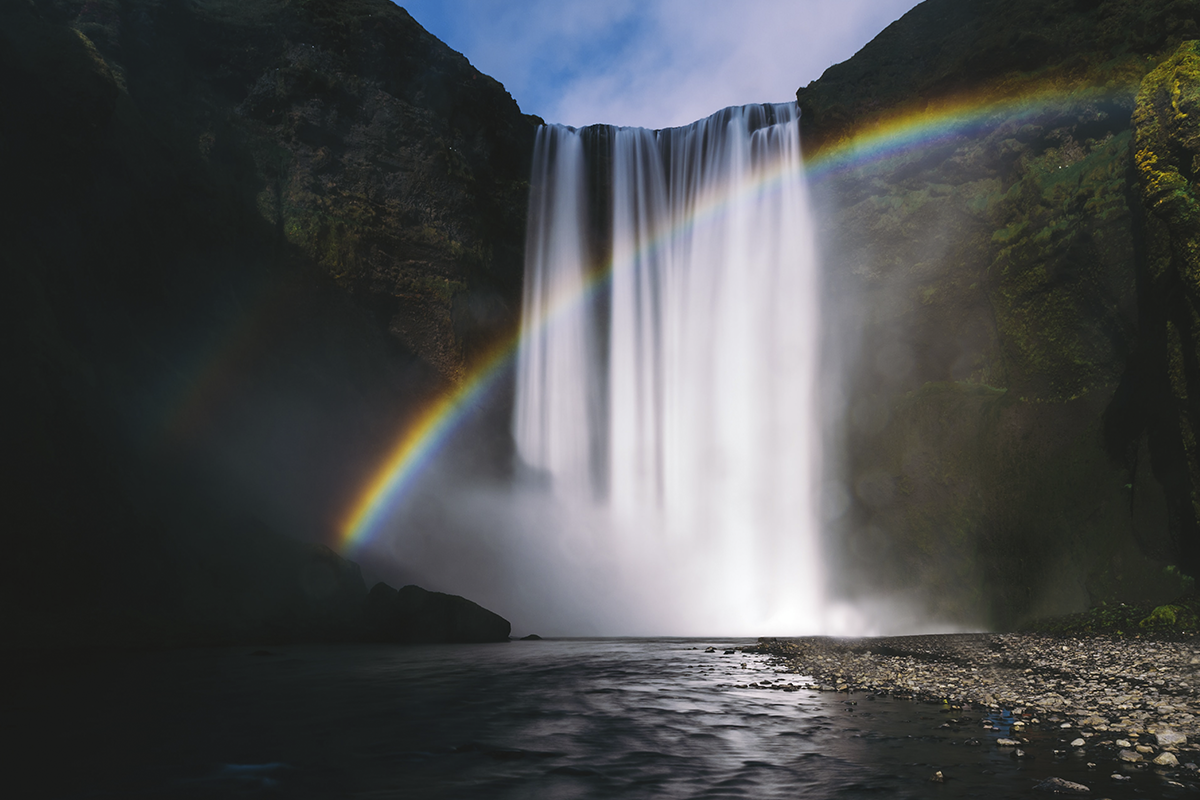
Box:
(1158, 730, 1189, 748)
(1154, 751, 1180, 766)
(766, 634, 1200, 738)
(764, 633, 1200, 779)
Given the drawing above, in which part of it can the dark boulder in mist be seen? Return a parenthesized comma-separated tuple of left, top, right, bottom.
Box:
(205, 537, 370, 644)
(297, 544, 369, 631)
(367, 582, 511, 643)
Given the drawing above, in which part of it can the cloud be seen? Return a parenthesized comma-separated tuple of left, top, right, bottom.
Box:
(398, 0, 921, 129)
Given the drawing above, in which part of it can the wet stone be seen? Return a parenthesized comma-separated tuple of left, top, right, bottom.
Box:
(1033, 776, 1091, 795)
(1158, 730, 1189, 748)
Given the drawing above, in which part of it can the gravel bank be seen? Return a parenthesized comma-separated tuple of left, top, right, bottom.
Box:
(760, 633, 1200, 770)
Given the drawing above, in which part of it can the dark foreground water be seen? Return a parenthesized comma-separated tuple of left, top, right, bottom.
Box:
(12, 639, 1198, 798)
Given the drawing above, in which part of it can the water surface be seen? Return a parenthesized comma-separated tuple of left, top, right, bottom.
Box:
(13, 638, 1196, 797)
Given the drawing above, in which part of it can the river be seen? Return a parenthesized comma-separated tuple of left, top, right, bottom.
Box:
(13, 638, 1195, 797)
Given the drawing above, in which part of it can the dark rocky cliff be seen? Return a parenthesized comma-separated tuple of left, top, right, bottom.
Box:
(13, 0, 1200, 642)
(799, 0, 1200, 627)
(2, 0, 534, 648)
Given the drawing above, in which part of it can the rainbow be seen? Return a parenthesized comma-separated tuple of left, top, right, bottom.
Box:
(337, 83, 1133, 553)
(156, 280, 283, 447)
(338, 334, 519, 552)
(804, 83, 1132, 180)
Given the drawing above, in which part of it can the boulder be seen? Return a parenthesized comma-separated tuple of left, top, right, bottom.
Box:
(368, 582, 510, 643)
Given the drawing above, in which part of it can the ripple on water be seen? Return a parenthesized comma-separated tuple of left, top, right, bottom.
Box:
(11, 639, 1200, 799)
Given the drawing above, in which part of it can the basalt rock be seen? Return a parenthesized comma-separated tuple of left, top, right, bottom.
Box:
(367, 582, 511, 643)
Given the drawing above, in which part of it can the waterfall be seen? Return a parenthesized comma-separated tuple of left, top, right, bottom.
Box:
(515, 104, 823, 634)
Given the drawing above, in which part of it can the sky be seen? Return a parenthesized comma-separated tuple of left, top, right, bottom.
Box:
(394, 0, 924, 130)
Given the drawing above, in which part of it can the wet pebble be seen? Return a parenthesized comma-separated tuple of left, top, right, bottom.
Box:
(765, 632, 1200, 778)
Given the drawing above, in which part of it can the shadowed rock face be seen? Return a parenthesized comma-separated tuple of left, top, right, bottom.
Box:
(2, 0, 533, 648)
(797, 0, 1200, 626)
(367, 582, 511, 643)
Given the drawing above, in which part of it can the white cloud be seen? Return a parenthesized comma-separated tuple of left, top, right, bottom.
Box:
(398, 0, 922, 129)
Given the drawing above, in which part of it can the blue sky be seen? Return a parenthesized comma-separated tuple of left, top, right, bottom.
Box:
(394, 0, 923, 129)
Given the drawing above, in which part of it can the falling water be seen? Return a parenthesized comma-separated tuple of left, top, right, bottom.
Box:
(515, 104, 823, 634)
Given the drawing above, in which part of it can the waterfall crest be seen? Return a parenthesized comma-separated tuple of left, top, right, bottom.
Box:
(515, 104, 823, 634)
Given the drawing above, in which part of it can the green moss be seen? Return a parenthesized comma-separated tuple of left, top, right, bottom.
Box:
(1140, 603, 1181, 626)
(985, 128, 1135, 400)
(1134, 41, 1200, 232)
(991, 220, 1028, 243)
(400, 272, 466, 303)
(1026, 595, 1200, 638)
(1132, 44, 1200, 568)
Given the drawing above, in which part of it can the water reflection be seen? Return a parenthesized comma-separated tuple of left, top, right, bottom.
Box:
(11, 639, 1197, 798)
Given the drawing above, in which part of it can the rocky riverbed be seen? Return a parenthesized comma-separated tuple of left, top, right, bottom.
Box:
(748, 633, 1200, 790)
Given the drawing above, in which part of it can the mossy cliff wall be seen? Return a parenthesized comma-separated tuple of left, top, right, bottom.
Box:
(1128, 40, 1200, 587)
(799, 0, 1200, 627)
(1, 0, 535, 647)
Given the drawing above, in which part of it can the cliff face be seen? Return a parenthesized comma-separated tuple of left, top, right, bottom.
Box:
(13, 0, 1200, 642)
(799, 0, 1200, 626)
(2, 0, 535, 647)
(1129, 40, 1200, 584)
